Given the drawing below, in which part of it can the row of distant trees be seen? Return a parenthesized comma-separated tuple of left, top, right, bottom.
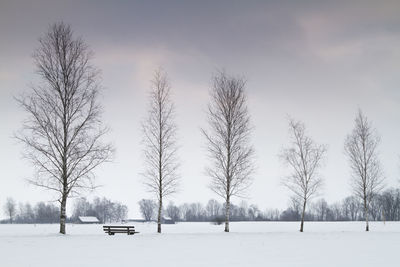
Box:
(1, 197, 127, 224)
(282, 189, 400, 222)
(15, 22, 390, 235)
(2, 197, 59, 224)
(5, 187, 399, 225)
(139, 189, 400, 223)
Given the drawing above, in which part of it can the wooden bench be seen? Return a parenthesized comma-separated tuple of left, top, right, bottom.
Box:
(103, 225, 139, 235)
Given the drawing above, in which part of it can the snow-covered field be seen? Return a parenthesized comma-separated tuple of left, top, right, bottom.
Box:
(0, 221, 399, 267)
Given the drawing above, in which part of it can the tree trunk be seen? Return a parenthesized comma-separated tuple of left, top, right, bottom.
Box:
(225, 197, 230, 232)
(364, 197, 369, 232)
(59, 195, 67, 234)
(300, 199, 306, 232)
(157, 198, 162, 233)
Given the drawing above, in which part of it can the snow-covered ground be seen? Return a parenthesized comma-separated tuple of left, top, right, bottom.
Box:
(0, 221, 399, 267)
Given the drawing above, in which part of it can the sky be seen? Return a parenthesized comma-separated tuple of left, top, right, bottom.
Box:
(0, 0, 400, 218)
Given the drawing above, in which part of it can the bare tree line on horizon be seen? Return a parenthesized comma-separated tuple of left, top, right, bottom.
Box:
(13, 22, 390, 234)
(1, 196, 127, 224)
(135, 190, 400, 223)
(3, 187, 400, 225)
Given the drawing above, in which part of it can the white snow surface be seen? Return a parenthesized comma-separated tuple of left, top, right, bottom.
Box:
(0, 221, 399, 267)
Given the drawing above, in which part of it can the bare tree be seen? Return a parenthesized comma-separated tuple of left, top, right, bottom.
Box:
(4, 197, 16, 223)
(138, 199, 156, 221)
(16, 23, 113, 234)
(248, 204, 260, 221)
(205, 199, 222, 219)
(344, 110, 384, 231)
(202, 71, 255, 232)
(141, 69, 179, 233)
(313, 198, 328, 221)
(166, 202, 181, 222)
(280, 118, 327, 232)
(343, 196, 361, 221)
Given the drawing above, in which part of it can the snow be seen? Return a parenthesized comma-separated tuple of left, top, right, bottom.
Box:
(0, 222, 399, 267)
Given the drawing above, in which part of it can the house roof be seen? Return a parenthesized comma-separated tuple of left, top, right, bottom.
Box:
(78, 216, 99, 223)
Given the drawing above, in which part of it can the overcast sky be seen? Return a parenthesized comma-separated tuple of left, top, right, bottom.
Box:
(1, 0, 400, 218)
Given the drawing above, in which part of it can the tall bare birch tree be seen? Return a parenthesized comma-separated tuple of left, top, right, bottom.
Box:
(16, 23, 113, 234)
(142, 69, 179, 233)
(344, 110, 384, 231)
(280, 118, 326, 232)
(202, 71, 254, 232)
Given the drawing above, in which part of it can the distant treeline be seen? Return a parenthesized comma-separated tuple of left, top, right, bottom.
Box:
(1, 197, 128, 224)
(280, 188, 400, 222)
(1, 199, 60, 224)
(139, 188, 400, 222)
(3, 188, 400, 224)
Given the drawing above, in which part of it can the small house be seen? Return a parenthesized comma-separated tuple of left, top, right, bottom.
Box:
(77, 216, 100, 224)
(162, 216, 175, 224)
